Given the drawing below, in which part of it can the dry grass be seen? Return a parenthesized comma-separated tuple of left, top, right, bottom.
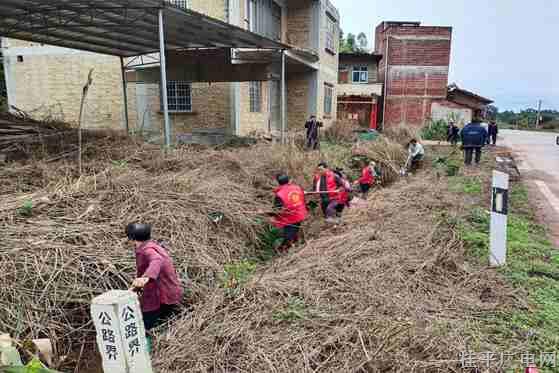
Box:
(0, 127, 356, 369)
(0, 121, 518, 372)
(352, 136, 409, 184)
(153, 172, 517, 373)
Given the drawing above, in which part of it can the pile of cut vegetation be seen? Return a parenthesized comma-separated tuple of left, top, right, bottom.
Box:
(1, 127, 407, 369)
(153, 169, 518, 373)
(3, 125, 488, 371)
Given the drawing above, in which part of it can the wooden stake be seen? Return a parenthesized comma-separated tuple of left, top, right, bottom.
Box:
(78, 69, 94, 175)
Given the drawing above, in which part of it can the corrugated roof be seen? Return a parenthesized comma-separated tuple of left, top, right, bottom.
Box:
(448, 84, 494, 105)
(0, 0, 288, 57)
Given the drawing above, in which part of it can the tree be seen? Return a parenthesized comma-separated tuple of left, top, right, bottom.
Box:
(485, 105, 498, 121)
(339, 29, 346, 53)
(356, 32, 368, 52)
(345, 33, 356, 53)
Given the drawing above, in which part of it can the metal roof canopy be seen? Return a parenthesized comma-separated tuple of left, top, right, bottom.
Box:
(0, 0, 288, 57)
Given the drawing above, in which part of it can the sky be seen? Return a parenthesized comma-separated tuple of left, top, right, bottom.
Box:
(330, 0, 559, 112)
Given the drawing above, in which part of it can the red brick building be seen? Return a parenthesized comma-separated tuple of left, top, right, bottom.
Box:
(375, 21, 453, 128)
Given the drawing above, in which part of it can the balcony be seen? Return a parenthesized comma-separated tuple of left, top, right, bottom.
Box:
(338, 83, 383, 97)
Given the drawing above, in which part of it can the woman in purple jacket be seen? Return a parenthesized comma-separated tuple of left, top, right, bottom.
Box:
(126, 223, 183, 330)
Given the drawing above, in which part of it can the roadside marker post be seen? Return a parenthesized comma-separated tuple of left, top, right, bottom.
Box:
(91, 290, 153, 373)
(490, 170, 510, 266)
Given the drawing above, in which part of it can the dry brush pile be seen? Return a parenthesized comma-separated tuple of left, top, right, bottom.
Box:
(0, 120, 516, 372)
(0, 124, 374, 368)
(153, 172, 518, 373)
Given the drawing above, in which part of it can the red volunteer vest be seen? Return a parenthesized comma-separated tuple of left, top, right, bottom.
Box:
(273, 184, 309, 228)
(338, 178, 350, 205)
(359, 166, 374, 185)
(314, 170, 339, 201)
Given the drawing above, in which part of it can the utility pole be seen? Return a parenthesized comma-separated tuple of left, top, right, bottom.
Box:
(535, 99, 542, 129)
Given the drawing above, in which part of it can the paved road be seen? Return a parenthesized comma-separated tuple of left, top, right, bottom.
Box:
(500, 129, 559, 247)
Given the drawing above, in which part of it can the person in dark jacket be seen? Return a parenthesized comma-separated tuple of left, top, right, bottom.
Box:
(127, 223, 183, 330)
(488, 121, 499, 145)
(447, 121, 460, 145)
(460, 117, 488, 166)
(305, 115, 323, 150)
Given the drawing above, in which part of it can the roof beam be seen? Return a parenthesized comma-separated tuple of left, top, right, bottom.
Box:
(0, 17, 160, 53)
(4, 32, 134, 56)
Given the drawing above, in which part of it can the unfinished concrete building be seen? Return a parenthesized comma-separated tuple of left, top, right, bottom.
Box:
(1, 0, 340, 143)
(337, 52, 383, 129)
(375, 21, 453, 128)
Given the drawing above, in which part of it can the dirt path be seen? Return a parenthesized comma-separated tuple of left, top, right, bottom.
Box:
(500, 129, 559, 247)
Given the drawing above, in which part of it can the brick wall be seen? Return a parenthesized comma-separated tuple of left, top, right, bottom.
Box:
(287, 73, 310, 130)
(286, 0, 312, 49)
(375, 22, 452, 128)
(2, 0, 232, 134)
(431, 99, 472, 126)
(3, 39, 125, 129)
(239, 81, 270, 136)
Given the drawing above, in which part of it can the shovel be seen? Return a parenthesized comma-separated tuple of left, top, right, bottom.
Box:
(400, 155, 412, 176)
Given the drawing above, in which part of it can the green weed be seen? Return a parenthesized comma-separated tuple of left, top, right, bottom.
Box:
(449, 176, 482, 194)
(220, 260, 257, 297)
(255, 225, 284, 262)
(17, 200, 33, 217)
(458, 183, 559, 370)
(272, 296, 307, 323)
(111, 159, 129, 168)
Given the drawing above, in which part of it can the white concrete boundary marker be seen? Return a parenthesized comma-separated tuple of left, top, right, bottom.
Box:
(490, 171, 509, 267)
(91, 290, 153, 373)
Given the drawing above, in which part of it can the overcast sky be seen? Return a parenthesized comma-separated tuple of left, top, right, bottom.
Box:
(331, 0, 559, 111)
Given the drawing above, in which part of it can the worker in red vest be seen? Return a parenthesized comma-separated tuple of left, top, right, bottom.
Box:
(272, 174, 309, 253)
(354, 160, 376, 198)
(333, 167, 353, 215)
(313, 162, 345, 223)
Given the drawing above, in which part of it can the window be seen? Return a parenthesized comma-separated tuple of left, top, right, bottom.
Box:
(271, 2, 282, 41)
(324, 84, 333, 116)
(352, 66, 368, 83)
(246, 1, 282, 40)
(249, 81, 262, 113)
(166, 81, 192, 112)
(167, 0, 188, 9)
(248, 0, 257, 32)
(325, 15, 337, 53)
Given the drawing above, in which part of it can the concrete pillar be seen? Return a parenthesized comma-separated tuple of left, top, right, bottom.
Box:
(228, 0, 241, 136)
(91, 290, 153, 373)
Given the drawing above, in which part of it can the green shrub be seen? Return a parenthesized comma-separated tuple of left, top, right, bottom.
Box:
(420, 120, 448, 141)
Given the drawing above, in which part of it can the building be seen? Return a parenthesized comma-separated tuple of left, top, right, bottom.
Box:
(1, 0, 340, 142)
(431, 84, 494, 126)
(337, 52, 383, 129)
(375, 21, 453, 129)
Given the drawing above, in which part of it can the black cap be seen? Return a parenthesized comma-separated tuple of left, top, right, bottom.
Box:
(126, 223, 151, 242)
(276, 174, 290, 185)
(317, 162, 328, 168)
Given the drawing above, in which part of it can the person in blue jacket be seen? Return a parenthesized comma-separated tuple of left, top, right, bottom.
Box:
(460, 115, 488, 166)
